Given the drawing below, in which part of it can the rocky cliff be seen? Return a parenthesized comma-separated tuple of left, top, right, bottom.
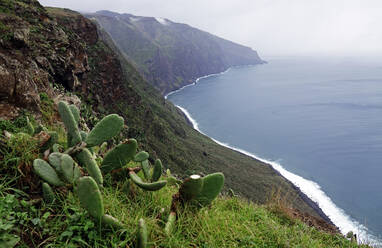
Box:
(0, 0, 330, 224)
(86, 11, 265, 95)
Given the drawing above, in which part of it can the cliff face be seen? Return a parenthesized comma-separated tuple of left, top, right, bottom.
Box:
(0, 0, 329, 223)
(86, 11, 265, 95)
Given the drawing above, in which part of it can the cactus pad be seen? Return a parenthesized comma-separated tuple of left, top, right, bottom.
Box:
(164, 212, 176, 235)
(69, 104, 80, 125)
(179, 175, 203, 201)
(77, 176, 104, 219)
(42, 182, 55, 203)
(141, 160, 150, 180)
(195, 172, 224, 207)
(137, 218, 148, 248)
(60, 154, 74, 183)
(76, 148, 103, 187)
(33, 159, 64, 186)
(134, 151, 149, 162)
(85, 114, 124, 147)
(151, 159, 163, 182)
(102, 214, 124, 229)
(58, 101, 81, 146)
(129, 172, 167, 191)
(100, 139, 137, 174)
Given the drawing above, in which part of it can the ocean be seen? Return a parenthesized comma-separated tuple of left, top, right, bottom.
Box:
(166, 56, 382, 246)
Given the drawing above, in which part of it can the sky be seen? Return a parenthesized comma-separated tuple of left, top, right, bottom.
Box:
(39, 0, 382, 57)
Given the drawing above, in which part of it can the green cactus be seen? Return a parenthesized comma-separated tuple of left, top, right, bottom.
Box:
(26, 117, 34, 136)
(60, 154, 74, 184)
(76, 148, 103, 187)
(179, 175, 203, 202)
(42, 182, 55, 203)
(129, 172, 167, 191)
(134, 151, 149, 162)
(137, 218, 148, 248)
(151, 159, 162, 182)
(69, 104, 80, 125)
(73, 165, 82, 182)
(48, 152, 62, 171)
(164, 212, 176, 235)
(99, 142, 108, 155)
(33, 159, 64, 186)
(52, 143, 63, 153)
(141, 160, 150, 180)
(77, 176, 104, 219)
(100, 139, 137, 174)
(85, 114, 124, 147)
(195, 173, 224, 207)
(58, 101, 81, 146)
(102, 214, 124, 229)
(80, 131, 88, 142)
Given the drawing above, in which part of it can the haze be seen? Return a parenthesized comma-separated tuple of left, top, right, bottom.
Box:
(39, 0, 382, 57)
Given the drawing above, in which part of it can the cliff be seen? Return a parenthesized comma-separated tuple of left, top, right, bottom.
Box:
(86, 11, 265, 95)
(0, 0, 332, 229)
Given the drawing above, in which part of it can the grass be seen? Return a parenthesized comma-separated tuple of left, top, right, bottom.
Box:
(0, 177, 370, 247)
(0, 114, 370, 247)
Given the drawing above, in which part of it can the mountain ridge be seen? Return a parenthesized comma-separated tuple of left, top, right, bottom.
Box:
(86, 10, 265, 95)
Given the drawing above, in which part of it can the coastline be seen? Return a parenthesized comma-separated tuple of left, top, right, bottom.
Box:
(165, 66, 380, 246)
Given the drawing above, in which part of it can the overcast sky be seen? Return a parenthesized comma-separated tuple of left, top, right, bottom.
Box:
(39, 0, 382, 57)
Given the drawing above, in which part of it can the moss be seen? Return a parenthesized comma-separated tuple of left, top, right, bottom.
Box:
(39, 92, 55, 124)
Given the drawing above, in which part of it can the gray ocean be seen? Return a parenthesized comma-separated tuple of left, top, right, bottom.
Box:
(167, 56, 382, 245)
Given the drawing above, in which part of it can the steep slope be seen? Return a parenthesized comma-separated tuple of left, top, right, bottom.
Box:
(0, 0, 329, 225)
(86, 11, 265, 95)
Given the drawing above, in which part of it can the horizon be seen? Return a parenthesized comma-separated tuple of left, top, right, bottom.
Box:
(39, 0, 382, 57)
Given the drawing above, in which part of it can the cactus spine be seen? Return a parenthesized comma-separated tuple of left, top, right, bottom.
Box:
(77, 176, 104, 220)
(137, 218, 148, 248)
(85, 114, 124, 147)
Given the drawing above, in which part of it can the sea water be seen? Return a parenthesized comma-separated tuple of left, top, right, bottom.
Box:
(166, 56, 382, 245)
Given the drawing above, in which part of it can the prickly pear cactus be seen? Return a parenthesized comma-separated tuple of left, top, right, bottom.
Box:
(164, 212, 176, 235)
(42, 182, 55, 204)
(134, 151, 149, 162)
(100, 139, 137, 174)
(85, 114, 124, 147)
(102, 214, 124, 229)
(151, 159, 163, 182)
(58, 101, 81, 146)
(179, 175, 203, 202)
(129, 172, 167, 191)
(77, 176, 104, 220)
(33, 159, 64, 186)
(76, 148, 103, 187)
(137, 218, 148, 248)
(195, 173, 225, 207)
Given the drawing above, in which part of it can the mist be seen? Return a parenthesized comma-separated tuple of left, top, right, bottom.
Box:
(39, 0, 382, 57)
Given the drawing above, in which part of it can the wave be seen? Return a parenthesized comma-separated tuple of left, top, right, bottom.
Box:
(164, 68, 232, 99)
(169, 74, 382, 247)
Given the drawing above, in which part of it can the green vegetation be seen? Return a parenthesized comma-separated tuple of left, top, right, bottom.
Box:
(0, 101, 369, 247)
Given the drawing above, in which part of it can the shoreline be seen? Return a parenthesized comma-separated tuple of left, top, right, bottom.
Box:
(165, 66, 380, 246)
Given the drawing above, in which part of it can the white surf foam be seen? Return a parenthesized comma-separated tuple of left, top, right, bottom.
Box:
(168, 69, 382, 247)
(164, 68, 231, 99)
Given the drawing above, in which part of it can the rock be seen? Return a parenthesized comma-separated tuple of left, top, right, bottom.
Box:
(13, 27, 30, 47)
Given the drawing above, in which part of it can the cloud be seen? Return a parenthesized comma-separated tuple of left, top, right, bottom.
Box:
(39, 0, 382, 57)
